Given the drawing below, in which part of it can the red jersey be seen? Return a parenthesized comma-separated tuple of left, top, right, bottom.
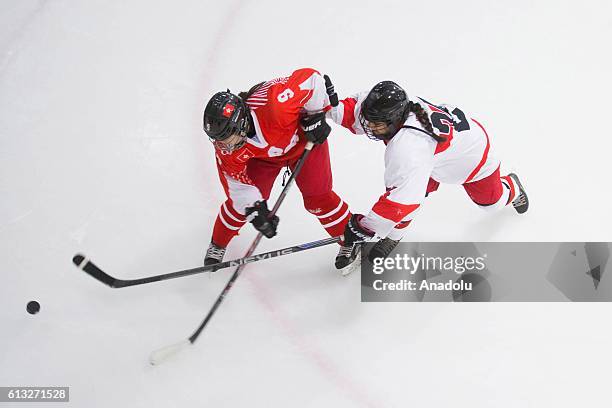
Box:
(215, 68, 331, 214)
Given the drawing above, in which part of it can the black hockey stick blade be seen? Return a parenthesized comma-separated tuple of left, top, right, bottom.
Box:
(72, 253, 170, 288)
(72, 236, 340, 289)
(73, 254, 120, 288)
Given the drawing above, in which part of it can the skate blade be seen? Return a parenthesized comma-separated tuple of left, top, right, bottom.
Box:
(340, 250, 362, 276)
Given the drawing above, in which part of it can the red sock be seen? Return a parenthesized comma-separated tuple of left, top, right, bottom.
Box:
(500, 175, 517, 205)
(211, 200, 246, 247)
(304, 191, 351, 238)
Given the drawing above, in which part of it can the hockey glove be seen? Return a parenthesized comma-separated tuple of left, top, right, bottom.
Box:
(300, 112, 331, 144)
(323, 74, 338, 107)
(342, 214, 374, 247)
(245, 200, 279, 238)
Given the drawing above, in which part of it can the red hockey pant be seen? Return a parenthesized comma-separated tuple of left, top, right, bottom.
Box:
(212, 141, 350, 247)
(425, 166, 517, 208)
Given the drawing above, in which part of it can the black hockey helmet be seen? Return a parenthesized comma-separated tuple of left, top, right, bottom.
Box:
(359, 81, 409, 140)
(203, 91, 250, 151)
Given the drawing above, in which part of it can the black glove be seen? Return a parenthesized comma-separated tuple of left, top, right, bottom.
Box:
(245, 200, 279, 238)
(300, 112, 331, 144)
(323, 74, 338, 107)
(342, 214, 374, 247)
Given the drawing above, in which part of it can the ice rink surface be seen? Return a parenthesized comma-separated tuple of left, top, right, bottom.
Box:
(2, 1, 612, 406)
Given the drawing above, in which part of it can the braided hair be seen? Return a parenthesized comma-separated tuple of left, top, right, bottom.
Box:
(233, 82, 265, 137)
(405, 101, 447, 143)
(238, 81, 265, 101)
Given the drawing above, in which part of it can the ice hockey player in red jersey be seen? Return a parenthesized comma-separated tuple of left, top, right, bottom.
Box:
(202, 68, 351, 268)
(327, 80, 529, 269)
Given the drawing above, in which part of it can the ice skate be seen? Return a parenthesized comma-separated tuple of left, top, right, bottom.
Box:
(508, 173, 529, 214)
(335, 244, 362, 276)
(367, 237, 401, 263)
(204, 241, 226, 269)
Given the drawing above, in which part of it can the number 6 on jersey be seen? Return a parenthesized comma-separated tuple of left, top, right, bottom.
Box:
(277, 88, 294, 103)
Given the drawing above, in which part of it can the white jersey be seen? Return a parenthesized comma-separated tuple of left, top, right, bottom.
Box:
(328, 92, 500, 238)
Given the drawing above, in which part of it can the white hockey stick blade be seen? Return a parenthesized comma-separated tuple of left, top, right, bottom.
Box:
(149, 339, 191, 365)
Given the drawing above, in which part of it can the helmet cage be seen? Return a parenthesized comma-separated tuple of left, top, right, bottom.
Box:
(359, 102, 408, 141)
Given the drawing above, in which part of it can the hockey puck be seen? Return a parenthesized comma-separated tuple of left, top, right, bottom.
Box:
(26, 300, 40, 315)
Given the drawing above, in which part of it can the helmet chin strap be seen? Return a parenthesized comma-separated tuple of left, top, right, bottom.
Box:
(245, 111, 255, 137)
(380, 122, 401, 140)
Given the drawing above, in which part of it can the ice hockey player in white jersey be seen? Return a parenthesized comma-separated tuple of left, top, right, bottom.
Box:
(327, 81, 528, 271)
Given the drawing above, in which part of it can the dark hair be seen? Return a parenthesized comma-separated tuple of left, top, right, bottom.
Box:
(238, 81, 265, 101)
(406, 101, 447, 143)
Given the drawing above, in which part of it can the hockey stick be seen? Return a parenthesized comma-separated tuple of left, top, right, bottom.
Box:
(149, 141, 316, 365)
(72, 236, 340, 289)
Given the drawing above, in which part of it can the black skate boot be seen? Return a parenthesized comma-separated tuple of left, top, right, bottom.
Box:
(335, 244, 362, 276)
(367, 238, 401, 264)
(508, 173, 529, 214)
(204, 241, 226, 270)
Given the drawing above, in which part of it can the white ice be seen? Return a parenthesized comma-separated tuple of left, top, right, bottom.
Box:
(2, 1, 612, 407)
